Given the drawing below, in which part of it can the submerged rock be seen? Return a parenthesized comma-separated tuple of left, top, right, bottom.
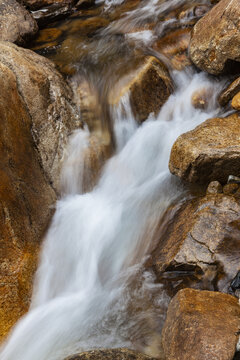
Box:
(0, 41, 81, 193)
(109, 56, 173, 123)
(169, 113, 240, 184)
(0, 60, 56, 340)
(147, 192, 240, 294)
(0, 0, 38, 44)
(189, 0, 240, 75)
(162, 288, 240, 360)
(65, 349, 157, 360)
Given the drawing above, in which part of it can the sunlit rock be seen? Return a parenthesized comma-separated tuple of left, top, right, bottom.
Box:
(162, 289, 240, 360)
(0, 61, 56, 341)
(232, 92, 240, 111)
(0, 0, 38, 44)
(147, 192, 240, 294)
(65, 348, 158, 360)
(189, 0, 240, 75)
(0, 41, 81, 193)
(109, 56, 173, 123)
(169, 113, 240, 184)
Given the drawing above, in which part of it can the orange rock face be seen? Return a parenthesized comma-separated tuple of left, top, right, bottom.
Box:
(0, 62, 56, 340)
(162, 288, 240, 360)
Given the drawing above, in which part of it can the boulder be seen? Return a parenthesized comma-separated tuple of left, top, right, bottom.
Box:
(0, 41, 81, 193)
(169, 113, 240, 184)
(147, 192, 240, 294)
(0, 60, 56, 340)
(20, 0, 74, 10)
(0, 0, 38, 44)
(65, 349, 157, 360)
(109, 56, 173, 123)
(162, 288, 240, 360)
(189, 0, 240, 75)
(218, 77, 240, 107)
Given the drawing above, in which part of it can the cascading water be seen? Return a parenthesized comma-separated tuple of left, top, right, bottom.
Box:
(0, 1, 225, 359)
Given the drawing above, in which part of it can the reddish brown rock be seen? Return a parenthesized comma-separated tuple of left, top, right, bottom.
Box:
(0, 41, 81, 193)
(218, 77, 240, 107)
(0, 61, 56, 340)
(20, 0, 75, 11)
(65, 349, 157, 360)
(0, 0, 38, 45)
(147, 192, 240, 294)
(191, 87, 213, 110)
(169, 113, 240, 184)
(223, 183, 239, 195)
(162, 289, 240, 360)
(189, 0, 240, 75)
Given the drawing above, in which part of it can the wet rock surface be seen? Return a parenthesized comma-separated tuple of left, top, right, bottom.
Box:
(189, 0, 240, 75)
(162, 288, 240, 360)
(0, 41, 81, 193)
(65, 349, 157, 360)
(169, 113, 240, 184)
(218, 77, 240, 107)
(0, 0, 38, 44)
(147, 191, 240, 295)
(0, 59, 56, 340)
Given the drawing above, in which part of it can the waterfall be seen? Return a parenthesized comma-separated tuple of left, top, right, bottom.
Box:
(0, 68, 223, 360)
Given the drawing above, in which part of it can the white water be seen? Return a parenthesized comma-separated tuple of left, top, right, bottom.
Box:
(0, 69, 222, 360)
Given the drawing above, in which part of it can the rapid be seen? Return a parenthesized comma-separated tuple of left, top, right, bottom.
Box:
(0, 0, 225, 359)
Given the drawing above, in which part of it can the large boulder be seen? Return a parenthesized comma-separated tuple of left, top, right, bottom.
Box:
(169, 113, 240, 184)
(0, 0, 38, 44)
(0, 60, 56, 340)
(65, 349, 157, 360)
(109, 56, 173, 123)
(0, 41, 81, 193)
(147, 191, 240, 294)
(162, 289, 240, 360)
(189, 0, 240, 75)
(218, 76, 240, 107)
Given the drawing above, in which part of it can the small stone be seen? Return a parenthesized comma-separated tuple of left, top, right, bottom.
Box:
(206, 181, 222, 194)
(232, 92, 240, 111)
(223, 183, 239, 195)
(191, 87, 213, 110)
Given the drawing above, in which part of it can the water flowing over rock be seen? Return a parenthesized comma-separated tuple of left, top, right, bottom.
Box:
(0, 0, 38, 44)
(189, 0, 240, 75)
(0, 60, 56, 340)
(109, 56, 173, 123)
(65, 349, 158, 360)
(147, 191, 240, 294)
(0, 41, 81, 193)
(169, 113, 240, 184)
(162, 288, 240, 360)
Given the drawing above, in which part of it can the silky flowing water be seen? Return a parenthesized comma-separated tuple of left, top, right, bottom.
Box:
(0, 0, 225, 359)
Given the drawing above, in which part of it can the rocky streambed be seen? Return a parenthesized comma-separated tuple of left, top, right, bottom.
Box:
(0, 0, 240, 359)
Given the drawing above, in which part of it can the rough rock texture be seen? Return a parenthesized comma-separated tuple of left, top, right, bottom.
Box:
(162, 289, 240, 360)
(0, 60, 56, 340)
(169, 113, 240, 184)
(206, 180, 223, 194)
(0, 0, 38, 44)
(218, 77, 240, 107)
(20, 0, 75, 10)
(147, 192, 240, 294)
(232, 92, 240, 110)
(109, 56, 173, 123)
(189, 0, 240, 75)
(65, 349, 157, 360)
(0, 41, 81, 193)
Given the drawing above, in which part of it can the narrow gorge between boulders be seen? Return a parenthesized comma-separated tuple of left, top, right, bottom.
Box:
(0, 0, 237, 359)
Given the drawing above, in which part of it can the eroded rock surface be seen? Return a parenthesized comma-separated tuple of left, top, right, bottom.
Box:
(189, 0, 240, 75)
(0, 61, 56, 340)
(0, 41, 81, 193)
(169, 113, 240, 184)
(162, 289, 240, 360)
(147, 191, 240, 294)
(65, 349, 157, 360)
(0, 0, 38, 44)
